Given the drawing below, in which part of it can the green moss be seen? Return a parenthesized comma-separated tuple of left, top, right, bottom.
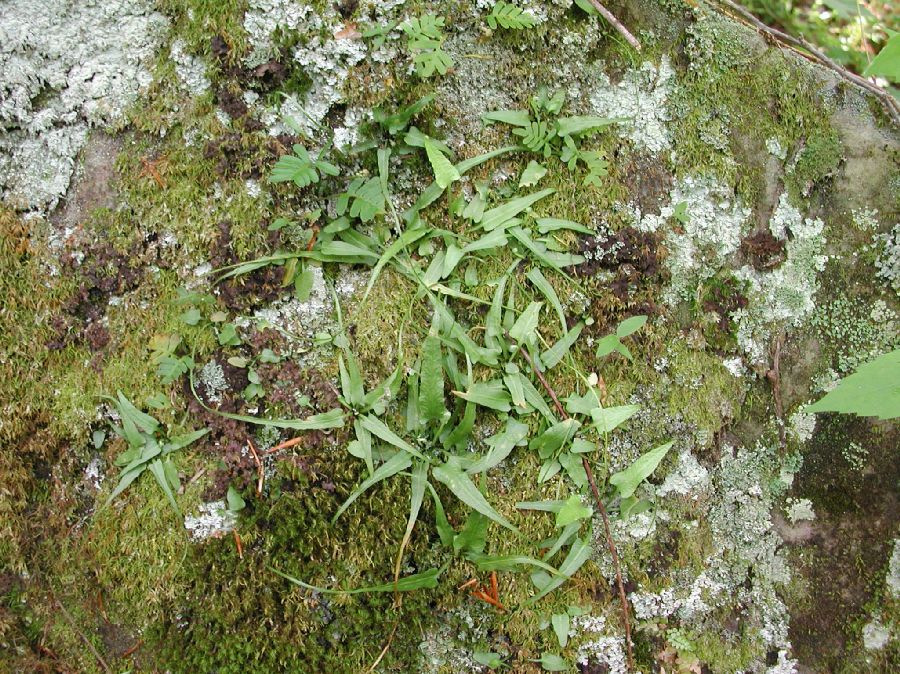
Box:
(786, 128, 844, 200)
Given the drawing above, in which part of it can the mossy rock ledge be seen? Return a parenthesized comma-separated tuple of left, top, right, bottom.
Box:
(1, 1, 898, 672)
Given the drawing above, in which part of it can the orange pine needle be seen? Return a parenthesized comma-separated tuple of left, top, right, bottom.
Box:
(471, 589, 505, 610)
(233, 530, 243, 559)
(247, 439, 264, 496)
(264, 436, 305, 454)
(490, 571, 499, 602)
(457, 578, 478, 591)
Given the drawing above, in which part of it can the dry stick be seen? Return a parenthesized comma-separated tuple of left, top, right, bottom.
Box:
(247, 438, 264, 496)
(51, 594, 110, 673)
(264, 435, 304, 455)
(518, 347, 635, 672)
(715, 0, 900, 126)
(588, 0, 642, 52)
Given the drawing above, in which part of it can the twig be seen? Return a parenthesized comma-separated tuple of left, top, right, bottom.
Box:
(51, 594, 110, 673)
(233, 530, 244, 559)
(588, 0, 642, 52)
(247, 438, 264, 496)
(714, 0, 900, 126)
(365, 617, 400, 674)
(517, 346, 635, 671)
(264, 435, 304, 455)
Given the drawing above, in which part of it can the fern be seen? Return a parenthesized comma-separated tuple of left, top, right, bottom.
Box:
(487, 2, 536, 30)
(269, 144, 339, 188)
(513, 121, 556, 157)
(404, 14, 454, 78)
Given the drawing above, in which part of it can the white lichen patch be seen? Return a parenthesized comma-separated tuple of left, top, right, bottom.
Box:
(887, 538, 900, 598)
(736, 194, 827, 364)
(766, 137, 787, 160)
(785, 498, 815, 523)
(587, 58, 675, 154)
(862, 618, 891, 650)
(629, 175, 750, 304)
(788, 409, 816, 443)
(874, 222, 900, 297)
(242, 0, 318, 63)
(199, 360, 229, 404)
(657, 449, 710, 498)
(570, 615, 628, 674)
(418, 606, 490, 674)
(0, 0, 167, 210)
(169, 39, 210, 95)
(184, 501, 237, 541)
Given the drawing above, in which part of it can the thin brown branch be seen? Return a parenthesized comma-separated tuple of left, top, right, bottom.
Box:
(51, 594, 110, 673)
(247, 438, 264, 496)
(264, 435, 305, 454)
(588, 0, 642, 52)
(517, 346, 635, 672)
(714, 0, 900, 126)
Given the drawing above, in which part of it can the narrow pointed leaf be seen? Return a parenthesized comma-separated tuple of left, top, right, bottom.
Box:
(590, 404, 640, 433)
(433, 462, 519, 532)
(480, 188, 555, 231)
(609, 440, 675, 498)
(527, 267, 567, 334)
(360, 414, 425, 459)
(333, 451, 412, 522)
(273, 565, 442, 594)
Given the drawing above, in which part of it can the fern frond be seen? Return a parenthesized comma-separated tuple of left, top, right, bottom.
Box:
(487, 2, 536, 30)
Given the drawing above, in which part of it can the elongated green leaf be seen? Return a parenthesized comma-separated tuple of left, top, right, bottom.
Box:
(616, 314, 648, 338)
(518, 373, 556, 421)
(426, 481, 455, 547)
(115, 392, 159, 435)
(564, 390, 600, 416)
(542, 521, 581, 560)
(405, 146, 520, 220)
(516, 500, 566, 512)
(105, 464, 146, 507)
(527, 267, 567, 334)
(423, 136, 461, 188)
(805, 348, 900, 420)
(471, 554, 563, 576)
(453, 380, 511, 412)
(863, 32, 900, 80)
(203, 405, 343, 431)
(535, 218, 593, 235)
(609, 440, 674, 498)
(462, 227, 508, 254)
(590, 404, 640, 433)
(362, 227, 430, 303)
(537, 652, 570, 671)
(273, 565, 442, 594)
(443, 401, 475, 451)
(481, 188, 555, 231)
(453, 508, 488, 555)
(353, 418, 374, 476)
(556, 115, 621, 136)
(148, 458, 180, 515)
(164, 428, 209, 453)
(333, 451, 412, 522)
(433, 461, 519, 532)
(467, 419, 529, 473)
(395, 460, 428, 574)
(481, 109, 531, 126)
(509, 301, 543, 345)
(559, 451, 588, 490)
(504, 368, 527, 410)
(359, 414, 425, 459)
(529, 418, 580, 457)
(509, 226, 582, 271)
(338, 353, 365, 407)
(542, 321, 584, 369)
(419, 335, 447, 423)
(526, 537, 591, 605)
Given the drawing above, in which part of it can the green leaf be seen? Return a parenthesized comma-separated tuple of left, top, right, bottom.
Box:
(556, 115, 620, 136)
(148, 458, 180, 516)
(529, 419, 580, 458)
(481, 109, 531, 127)
(467, 419, 529, 473)
(616, 314, 648, 338)
(542, 322, 584, 370)
(535, 218, 593, 235)
(516, 500, 567, 512)
(433, 461, 519, 533)
(805, 348, 900, 420)
(509, 301, 543, 345)
(423, 136, 461, 188)
(471, 553, 563, 576)
(165, 428, 209, 453)
(218, 323, 241, 346)
(273, 565, 442, 594)
(863, 32, 900, 82)
(444, 401, 476, 451)
(419, 335, 447, 423)
(359, 414, 425, 459)
(527, 268, 567, 334)
(525, 536, 591, 605)
(180, 308, 201, 325)
(226, 485, 246, 511)
(376, 94, 434, 135)
(462, 227, 508, 254)
(426, 481, 455, 547)
(332, 451, 412, 522)
(480, 188, 555, 231)
(551, 613, 570, 648)
(590, 404, 640, 434)
(114, 391, 160, 435)
(453, 380, 511, 412)
(453, 508, 488, 555)
(559, 451, 588, 490)
(609, 440, 675, 498)
(519, 160, 547, 187)
(352, 419, 374, 476)
(555, 495, 592, 528)
(518, 373, 557, 422)
(473, 652, 504, 668)
(537, 653, 570, 671)
(595, 334, 631, 360)
(362, 226, 430, 303)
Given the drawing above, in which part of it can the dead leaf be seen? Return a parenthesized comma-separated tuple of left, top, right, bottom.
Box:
(334, 22, 361, 40)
